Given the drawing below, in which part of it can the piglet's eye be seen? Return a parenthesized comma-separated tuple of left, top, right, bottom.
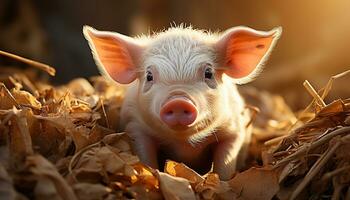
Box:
(146, 71, 153, 82)
(204, 67, 214, 79)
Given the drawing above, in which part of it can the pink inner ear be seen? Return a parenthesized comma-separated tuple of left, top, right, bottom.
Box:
(223, 31, 275, 79)
(86, 30, 137, 84)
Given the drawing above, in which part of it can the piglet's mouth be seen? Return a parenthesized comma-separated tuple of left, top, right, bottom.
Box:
(160, 96, 198, 130)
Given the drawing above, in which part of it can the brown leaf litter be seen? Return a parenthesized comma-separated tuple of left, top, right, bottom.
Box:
(0, 50, 350, 200)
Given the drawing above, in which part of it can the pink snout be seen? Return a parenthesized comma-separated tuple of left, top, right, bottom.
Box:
(160, 97, 197, 129)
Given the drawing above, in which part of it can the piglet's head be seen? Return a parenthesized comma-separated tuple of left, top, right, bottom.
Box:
(84, 26, 281, 140)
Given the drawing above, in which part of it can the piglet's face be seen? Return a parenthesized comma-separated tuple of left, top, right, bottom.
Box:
(138, 35, 221, 135)
(84, 26, 281, 138)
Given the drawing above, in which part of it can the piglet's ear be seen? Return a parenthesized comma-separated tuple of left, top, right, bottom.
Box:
(216, 26, 281, 83)
(83, 26, 143, 84)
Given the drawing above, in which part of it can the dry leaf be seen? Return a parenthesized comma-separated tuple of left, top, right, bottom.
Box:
(26, 155, 78, 200)
(165, 160, 204, 188)
(34, 177, 62, 200)
(157, 171, 196, 200)
(73, 183, 112, 200)
(11, 89, 41, 109)
(228, 168, 279, 200)
(66, 78, 95, 96)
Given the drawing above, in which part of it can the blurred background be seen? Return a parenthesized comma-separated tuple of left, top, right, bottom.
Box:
(0, 0, 349, 110)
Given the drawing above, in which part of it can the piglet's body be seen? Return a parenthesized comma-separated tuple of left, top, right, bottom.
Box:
(84, 26, 281, 180)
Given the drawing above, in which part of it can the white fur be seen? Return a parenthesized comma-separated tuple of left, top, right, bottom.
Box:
(141, 27, 217, 83)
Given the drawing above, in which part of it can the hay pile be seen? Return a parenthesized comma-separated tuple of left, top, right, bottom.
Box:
(263, 72, 350, 200)
(0, 51, 349, 200)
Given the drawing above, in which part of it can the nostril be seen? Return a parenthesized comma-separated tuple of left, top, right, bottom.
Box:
(160, 97, 197, 128)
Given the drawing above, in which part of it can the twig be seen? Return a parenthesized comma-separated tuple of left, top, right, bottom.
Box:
(322, 166, 350, 181)
(100, 98, 110, 129)
(331, 177, 345, 200)
(245, 105, 259, 128)
(303, 80, 326, 108)
(0, 50, 55, 76)
(289, 139, 341, 200)
(321, 69, 350, 100)
(264, 134, 289, 146)
(274, 126, 350, 168)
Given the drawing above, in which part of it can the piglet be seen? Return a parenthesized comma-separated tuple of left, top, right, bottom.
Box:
(83, 25, 281, 180)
